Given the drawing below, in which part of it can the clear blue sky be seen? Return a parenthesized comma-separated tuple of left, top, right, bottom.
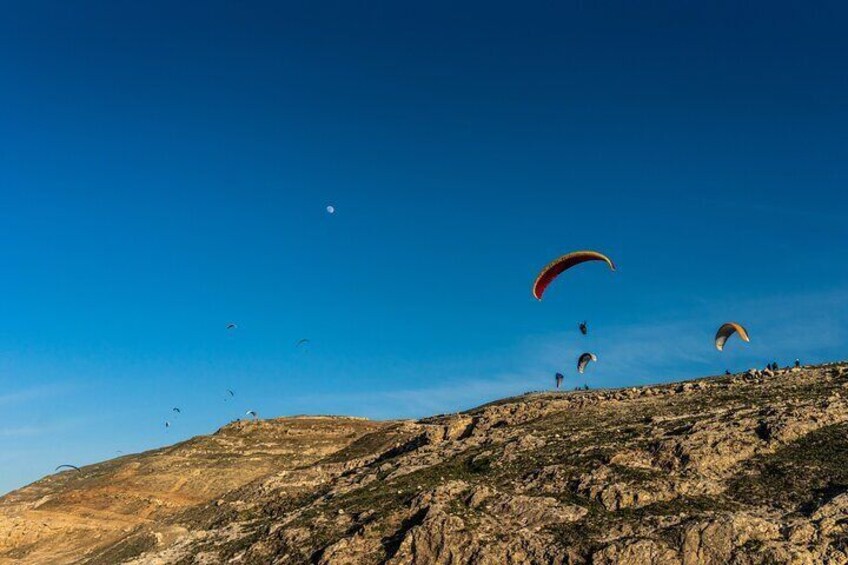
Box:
(1, 1, 846, 493)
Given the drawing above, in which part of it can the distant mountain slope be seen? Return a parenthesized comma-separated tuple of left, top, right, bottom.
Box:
(0, 417, 388, 564)
(2, 362, 848, 564)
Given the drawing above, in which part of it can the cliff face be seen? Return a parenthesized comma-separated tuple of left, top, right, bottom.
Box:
(2, 362, 848, 564)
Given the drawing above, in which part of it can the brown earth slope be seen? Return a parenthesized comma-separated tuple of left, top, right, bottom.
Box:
(3, 362, 848, 564)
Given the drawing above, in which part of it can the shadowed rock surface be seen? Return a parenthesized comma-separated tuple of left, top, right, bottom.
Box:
(2, 362, 848, 564)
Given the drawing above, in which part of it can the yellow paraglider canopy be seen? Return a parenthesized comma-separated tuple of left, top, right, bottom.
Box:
(714, 322, 750, 351)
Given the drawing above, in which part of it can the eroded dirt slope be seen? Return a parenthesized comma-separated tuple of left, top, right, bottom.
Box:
(0, 417, 388, 564)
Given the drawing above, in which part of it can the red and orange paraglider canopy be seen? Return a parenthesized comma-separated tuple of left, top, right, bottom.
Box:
(532, 250, 616, 300)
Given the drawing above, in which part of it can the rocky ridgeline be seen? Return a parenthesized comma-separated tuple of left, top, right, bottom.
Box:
(2, 363, 848, 564)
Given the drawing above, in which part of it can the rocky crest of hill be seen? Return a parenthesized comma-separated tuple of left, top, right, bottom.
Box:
(2, 362, 848, 564)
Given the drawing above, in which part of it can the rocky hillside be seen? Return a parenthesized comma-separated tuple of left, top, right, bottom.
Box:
(2, 362, 848, 564)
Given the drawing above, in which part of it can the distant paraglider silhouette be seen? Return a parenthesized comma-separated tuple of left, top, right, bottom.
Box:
(246, 410, 258, 420)
(577, 353, 597, 374)
(555, 373, 564, 389)
(55, 465, 80, 473)
(579, 321, 588, 335)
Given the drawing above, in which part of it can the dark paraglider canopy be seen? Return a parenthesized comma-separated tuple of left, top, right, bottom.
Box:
(532, 250, 615, 300)
(246, 410, 258, 419)
(55, 464, 81, 473)
(577, 352, 597, 374)
(555, 372, 564, 388)
(579, 321, 588, 335)
(296, 338, 310, 347)
(172, 407, 181, 413)
(227, 323, 237, 330)
(714, 322, 750, 351)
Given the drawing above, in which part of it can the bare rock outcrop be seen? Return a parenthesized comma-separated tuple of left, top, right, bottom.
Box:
(2, 362, 848, 564)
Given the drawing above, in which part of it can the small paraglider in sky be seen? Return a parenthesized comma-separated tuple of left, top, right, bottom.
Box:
(296, 338, 310, 347)
(555, 373, 564, 389)
(55, 464, 81, 473)
(714, 322, 750, 351)
(246, 410, 258, 420)
(225, 389, 235, 402)
(577, 352, 597, 374)
(326, 205, 335, 214)
(579, 321, 588, 335)
(533, 250, 615, 300)
(165, 421, 171, 430)
(227, 323, 237, 330)
(172, 407, 181, 414)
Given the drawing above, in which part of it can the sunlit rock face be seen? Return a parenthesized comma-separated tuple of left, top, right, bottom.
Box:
(2, 362, 848, 564)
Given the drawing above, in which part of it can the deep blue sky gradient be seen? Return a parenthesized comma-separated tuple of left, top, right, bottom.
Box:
(1, 1, 846, 492)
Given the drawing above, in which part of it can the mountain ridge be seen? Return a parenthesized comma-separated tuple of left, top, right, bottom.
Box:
(2, 361, 848, 564)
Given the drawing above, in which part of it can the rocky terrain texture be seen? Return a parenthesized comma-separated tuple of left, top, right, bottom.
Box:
(2, 362, 848, 564)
